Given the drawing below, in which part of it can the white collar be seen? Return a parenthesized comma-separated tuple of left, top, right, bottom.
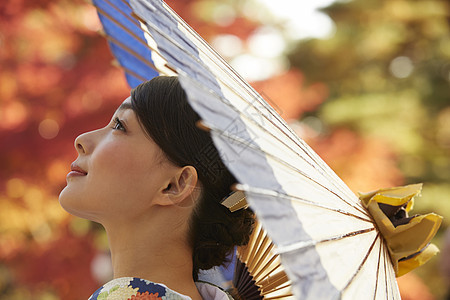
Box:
(196, 282, 233, 300)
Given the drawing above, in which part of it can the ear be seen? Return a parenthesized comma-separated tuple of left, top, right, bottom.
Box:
(156, 166, 200, 207)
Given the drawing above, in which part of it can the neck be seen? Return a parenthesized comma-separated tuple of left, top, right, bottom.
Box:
(102, 206, 202, 299)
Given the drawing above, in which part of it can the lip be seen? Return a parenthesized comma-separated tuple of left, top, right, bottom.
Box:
(67, 163, 88, 178)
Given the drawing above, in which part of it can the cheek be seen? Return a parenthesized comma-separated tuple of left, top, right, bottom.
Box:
(92, 142, 156, 195)
(94, 143, 136, 177)
(90, 140, 165, 209)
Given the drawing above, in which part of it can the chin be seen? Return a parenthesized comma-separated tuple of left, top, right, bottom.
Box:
(58, 187, 100, 223)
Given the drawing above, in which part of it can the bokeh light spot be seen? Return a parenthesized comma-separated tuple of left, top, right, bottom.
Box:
(1, 101, 28, 130)
(24, 188, 44, 208)
(248, 26, 286, 58)
(6, 178, 26, 199)
(91, 252, 113, 283)
(82, 6, 102, 31)
(69, 218, 91, 237)
(47, 160, 69, 183)
(212, 4, 236, 26)
(231, 54, 286, 81)
(211, 34, 243, 58)
(253, 0, 336, 40)
(389, 56, 414, 78)
(32, 223, 52, 243)
(38, 119, 60, 139)
(81, 90, 103, 112)
(0, 72, 19, 99)
(302, 116, 324, 137)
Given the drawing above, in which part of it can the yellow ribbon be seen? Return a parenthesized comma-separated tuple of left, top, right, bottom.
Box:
(359, 183, 443, 277)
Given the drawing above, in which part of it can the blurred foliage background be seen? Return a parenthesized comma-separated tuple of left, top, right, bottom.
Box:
(0, 0, 448, 299)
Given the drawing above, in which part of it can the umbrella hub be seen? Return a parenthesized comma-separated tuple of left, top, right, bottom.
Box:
(359, 184, 442, 277)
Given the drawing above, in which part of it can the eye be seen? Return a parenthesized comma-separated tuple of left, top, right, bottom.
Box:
(112, 117, 126, 132)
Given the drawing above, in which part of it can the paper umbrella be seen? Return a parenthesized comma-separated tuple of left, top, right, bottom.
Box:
(91, 0, 443, 299)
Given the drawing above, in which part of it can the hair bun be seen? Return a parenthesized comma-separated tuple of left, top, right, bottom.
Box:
(191, 195, 254, 277)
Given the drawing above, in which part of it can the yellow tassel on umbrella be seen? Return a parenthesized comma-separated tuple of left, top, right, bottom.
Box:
(359, 184, 442, 277)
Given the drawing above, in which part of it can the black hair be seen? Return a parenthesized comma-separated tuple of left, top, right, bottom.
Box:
(130, 76, 254, 280)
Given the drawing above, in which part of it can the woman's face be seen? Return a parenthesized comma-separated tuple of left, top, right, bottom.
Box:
(59, 97, 177, 223)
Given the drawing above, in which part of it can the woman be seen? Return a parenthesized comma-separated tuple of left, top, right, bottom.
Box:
(59, 76, 254, 299)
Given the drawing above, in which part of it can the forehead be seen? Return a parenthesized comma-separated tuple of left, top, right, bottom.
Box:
(117, 96, 133, 112)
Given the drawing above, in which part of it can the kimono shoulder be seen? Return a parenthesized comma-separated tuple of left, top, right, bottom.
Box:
(89, 277, 233, 300)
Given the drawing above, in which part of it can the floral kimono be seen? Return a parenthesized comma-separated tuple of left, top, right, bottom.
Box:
(89, 277, 233, 300)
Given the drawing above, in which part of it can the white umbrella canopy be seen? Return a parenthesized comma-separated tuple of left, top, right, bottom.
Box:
(91, 0, 441, 299)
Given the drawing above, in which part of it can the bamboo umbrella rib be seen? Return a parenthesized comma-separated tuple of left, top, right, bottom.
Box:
(110, 57, 151, 82)
(262, 280, 292, 293)
(250, 241, 276, 276)
(255, 261, 283, 286)
(119, 63, 152, 82)
(275, 228, 375, 255)
(107, 39, 172, 79)
(239, 224, 260, 259)
(383, 243, 390, 299)
(253, 256, 281, 281)
(262, 282, 292, 297)
(102, 33, 155, 69)
(373, 237, 383, 300)
(385, 241, 400, 300)
(239, 223, 262, 262)
(239, 230, 283, 281)
(253, 257, 282, 283)
(239, 230, 264, 261)
(264, 293, 294, 300)
(342, 233, 380, 292)
(248, 235, 273, 271)
(235, 183, 371, 222)
(106, 0, 141, 27)
(243, 224, 266, 263)
(258, 271, 287, 293)
(260, 272, 290, 293)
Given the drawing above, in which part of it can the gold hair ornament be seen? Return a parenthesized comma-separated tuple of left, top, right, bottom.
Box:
(221, 190, 248, 212)
(359, 183, 442, 277)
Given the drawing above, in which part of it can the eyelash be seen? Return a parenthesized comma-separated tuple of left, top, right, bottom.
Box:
(112, 117, 126, 132)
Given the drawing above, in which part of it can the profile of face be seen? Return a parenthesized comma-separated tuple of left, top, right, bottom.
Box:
(59, 97, 182, 225)
(59, 77, 254, 280)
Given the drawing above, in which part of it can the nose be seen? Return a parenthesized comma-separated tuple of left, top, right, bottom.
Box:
(74, 129, 99, 154)
(74, 132, 88, 154)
